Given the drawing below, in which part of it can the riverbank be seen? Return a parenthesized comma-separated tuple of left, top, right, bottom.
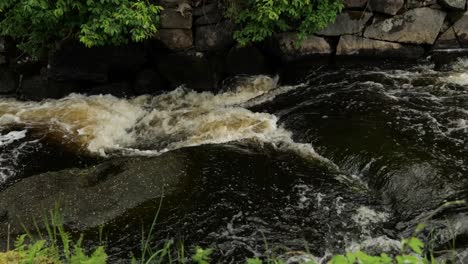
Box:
(1, 0, 468, 100)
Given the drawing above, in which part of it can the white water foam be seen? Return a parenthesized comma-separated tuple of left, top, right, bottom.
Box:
(0, 129, 35, 182)
(0, 76, 320, 160)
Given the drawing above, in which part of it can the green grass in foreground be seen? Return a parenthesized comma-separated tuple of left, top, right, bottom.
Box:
(2, 200, 465, 264)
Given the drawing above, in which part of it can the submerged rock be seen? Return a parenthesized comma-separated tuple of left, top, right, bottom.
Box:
(364, 8, 446, 45)
(0, 144, 379, 261)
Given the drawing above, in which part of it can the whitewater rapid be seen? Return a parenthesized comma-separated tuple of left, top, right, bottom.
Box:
(0, 76, 317, 160)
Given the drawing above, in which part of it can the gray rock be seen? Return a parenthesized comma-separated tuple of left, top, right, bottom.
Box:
(369, 0, 404, 15)
(439, 0, 466, 10)
(0, 68, 16, 94)
(157, 29, 193, 50)
(453, 13, 468, 47)
(364, 8, 446, 45)
(406, 0, 437, 8)
(336, 35, 425, 58)
(434, 27, 461, 49)
(194, 22, 234, 51)
(344, 0, 368, 8)
(316, 11, 372, 36)
(276, 33, 332, 62)
(160, 8, 192, 29)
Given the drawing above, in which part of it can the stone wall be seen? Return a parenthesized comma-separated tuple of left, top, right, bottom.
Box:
(1, 0, 468, 100)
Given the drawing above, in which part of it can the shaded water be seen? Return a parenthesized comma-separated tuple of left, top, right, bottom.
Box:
(1, 59, 468, 262)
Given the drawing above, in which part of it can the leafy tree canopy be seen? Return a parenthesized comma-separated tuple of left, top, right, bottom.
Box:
(225, 0, 344, 45)
(0, 0, 162, 58)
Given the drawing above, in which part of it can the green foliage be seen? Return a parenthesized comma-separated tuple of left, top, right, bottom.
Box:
(192, 247, 212, 264)
(0, 0, 162, 57)
(329, 237, 438, 264)
(224, 0, 344, 45)
(0, 208, 107, 264)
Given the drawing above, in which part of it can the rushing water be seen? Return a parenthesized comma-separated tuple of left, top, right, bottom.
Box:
(1, 59, 468, 262)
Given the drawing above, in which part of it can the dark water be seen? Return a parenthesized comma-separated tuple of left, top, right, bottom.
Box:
(1, 59, 468, 262)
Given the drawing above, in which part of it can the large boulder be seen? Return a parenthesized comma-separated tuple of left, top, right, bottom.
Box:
(0, 150, 192, 244)
(364, 8, 446, 45)
(316, 12, 372, 36)
(336, 35, 425, 58)
(453, 13, 468, 47)
(369, 0, 404, 15)
(275, 33, 332, 62)
(439, 0, 466, 10)
(433, 27, 461, 49)
(194, 21, 235, 51)
(156, 29, 193, 50)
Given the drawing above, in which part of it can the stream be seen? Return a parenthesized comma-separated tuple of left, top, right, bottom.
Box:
(1, 58, 468, 263)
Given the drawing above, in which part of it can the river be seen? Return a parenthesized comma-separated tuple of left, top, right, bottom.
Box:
(0, 58, 468, 262)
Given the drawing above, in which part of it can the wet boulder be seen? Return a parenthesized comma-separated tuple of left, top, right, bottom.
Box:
(0, 149, 192, 249)
(364, 8, 446, 45)
(0, 144, 381, 261)
(316, 11, 372, 36)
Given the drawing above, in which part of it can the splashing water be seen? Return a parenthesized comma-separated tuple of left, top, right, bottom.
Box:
(0, 76, 317, 159)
